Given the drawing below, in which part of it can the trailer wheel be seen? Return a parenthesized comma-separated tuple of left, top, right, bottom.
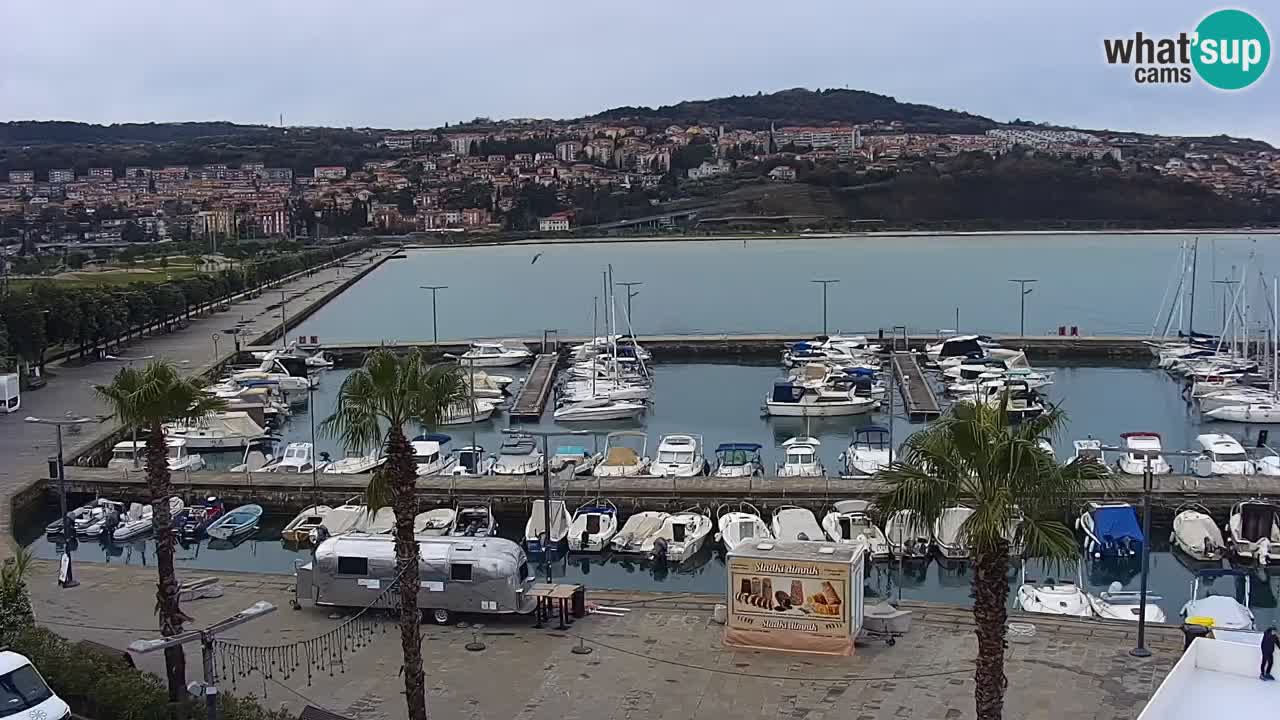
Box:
(431, 608, 451, 625)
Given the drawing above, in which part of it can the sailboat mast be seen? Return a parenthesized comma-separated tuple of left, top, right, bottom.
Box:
(1272, 276, 1277, 398)
(1188, 237, 1199, 336)
(591, 296, 598, 397)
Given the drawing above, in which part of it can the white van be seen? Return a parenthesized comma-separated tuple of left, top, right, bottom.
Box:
(0, 651, 70, 720)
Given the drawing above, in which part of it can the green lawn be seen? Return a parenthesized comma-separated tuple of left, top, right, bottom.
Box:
(9, 266, 201, 289)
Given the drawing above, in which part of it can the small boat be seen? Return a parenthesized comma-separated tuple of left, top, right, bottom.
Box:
(716, 502, 771, 552)
(449, 444, 495, 477)
(1116, 432, 1172, 475)
(281, 506, 332, 543)
(557, 378, 651, 404)
(841, 425, 891, 478)
(179, 497, 226, 539)
(439, 399, 498, 425)
(762, 379, 877, 417)
(321, 449, 385, 474)
(649, 434, 708, 477)
(352, 507, 396, 534)
(308, 500, 365, 543)
(163, 411, 268, 450)
(412, 433, 457, 476)
(1190, 433, 1255, 476)
(229, 436, 278, 473)
(933, 506, 975, 560)
(593, 432, 651, 477)
(1227, 500, 1280, 563)
(776, 437, 824, 478)
(113, 497, 185, 541)
(206, 504, 262, 541)
(106, 439, 205, 473)
(554, 397, 646, 422)
(414, 508, 456, 536)
(1078, 501, 1143, 559)
(1088, 582, 1167, 623)
(46, 498, 121, 536)
(1180, 569, 1254, 629)
(770, 506, 824, 542)
(821, 499, 890, 560)
(449, 501, 497, 537)
(642, 510, 713, 563)
(611, 511, 668, 553)
(712, 443, 764, 478)
(524, 499, 572, 556)
(884, 510, 931, 558)
(1198, 387, 1275, 413)
(1017, 577, 1092, 618)
(567, 500, 619, 552)
(1205, 402, 1280, 423)
(492, 434, 545, 476)
(1170, 503, 1226, 562)
(261, 442, 320, 474)
(464, 370, 511, 399)
(454, 341, 533, 367)
(549, 445, 599, 475)
(1071, 438, 1109, 472)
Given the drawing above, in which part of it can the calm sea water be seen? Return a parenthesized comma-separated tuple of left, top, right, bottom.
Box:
(292, 234, 1279, 342)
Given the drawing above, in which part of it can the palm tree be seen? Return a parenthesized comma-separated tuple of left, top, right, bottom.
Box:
(320, 349, 466, 720)
(875, 400, 1107, 720)
(95, 361, 225, 701)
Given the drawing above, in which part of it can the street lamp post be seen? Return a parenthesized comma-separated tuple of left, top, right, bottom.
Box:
(25, 414, 98, 588)
(617, 281, 642, 328)
(420, 285, 448, 346)
(210, 333, 221, 367)
(502, 428, 589, 582)
(278, 290, 288, 350)
(1009, 279, 1037, 337)
(810, 279, 839, 336)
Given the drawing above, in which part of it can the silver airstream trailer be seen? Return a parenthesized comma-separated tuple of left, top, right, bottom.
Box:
(296, 534, 536, 624)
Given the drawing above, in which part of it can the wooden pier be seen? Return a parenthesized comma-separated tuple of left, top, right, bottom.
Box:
(891, 351, 941, 421)
(508, 354, 559, 421)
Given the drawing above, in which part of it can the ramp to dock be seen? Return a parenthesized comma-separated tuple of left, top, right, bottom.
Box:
(509, 353, 558, 420)
(891, 352, 941, 421)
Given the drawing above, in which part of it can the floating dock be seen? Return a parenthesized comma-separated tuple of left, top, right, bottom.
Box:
(891, 352, 941, 421)
(508, 354, 559, 421)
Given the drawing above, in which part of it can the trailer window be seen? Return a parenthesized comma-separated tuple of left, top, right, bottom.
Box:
(450, 563, 472, 581)
(337, 557, 368, 575)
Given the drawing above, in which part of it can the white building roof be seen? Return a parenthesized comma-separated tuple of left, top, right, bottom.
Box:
(1137, 636, 1279, 719)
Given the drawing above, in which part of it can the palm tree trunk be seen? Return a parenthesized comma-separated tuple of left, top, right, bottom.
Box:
(387, 427, 427, 720)
(145, 423, 187, 702)
(972, 543, 1010, 720)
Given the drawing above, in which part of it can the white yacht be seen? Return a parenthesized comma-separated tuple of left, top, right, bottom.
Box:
(414, 508, 456, 536)
(567, 500, 619, 552)
(106, 439, 205, 473)
(1171, 503, 1227, 562)
(763, 378, 877, 417)
(1198, 387, 1274, 412)
(821, 500, 890, 559)
(770, 506, 824, 542)
(449, 445, 495, 477)
(641, 510, 713, 563)
(1017, 577, 1092, 618)
(925, 334, 992, 367)
(1227, 500, 1280, 563)
(884, 510, 931, 558)
(164, 411, 267, 450)
(464, 371, 512, 399)
(1071, 438, 1109, 472)
(1181, 569, 1254, 629)
(611, 511, 668, 553)
(229, 437, 277, 473)
(593, 432, 651, 477)
(554, 397, 646, 422)
(1116, 432, 1172, 475)
(716, 502, 771, 552)
(524, 499, 572, 556)
(412, 433, 457, 476)
(841, 425, 892, 478)
(649, 434, 708, 477)
(491, 434, 544, 476)
(933, 506, 975, 560)
(557, 378, 651, 404)
(450, 501, 497, 537)
(1205, 402, 1280, 423)
(322, 450, 385, 475)
(261, 442, 321, 474)
(439, 399, 498, 425)
(454, 341, 533, 367)
(712, 442, 764, 478)
(1190, 433, 1255, 476)
(1088, 582, 1167, 623)
(776, 437, 824, 478)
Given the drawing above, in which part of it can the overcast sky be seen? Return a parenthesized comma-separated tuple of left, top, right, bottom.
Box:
(2, 1, 1274, 143)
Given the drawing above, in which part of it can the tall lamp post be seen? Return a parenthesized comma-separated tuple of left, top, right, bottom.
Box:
(420, 285, 448, 346)
(25, 414, 99, 588)
(617, 281, 642, 328)
(810, 279, 840, 336)
(502, 427, 589, 582)
(1009, 279, 1037, 337)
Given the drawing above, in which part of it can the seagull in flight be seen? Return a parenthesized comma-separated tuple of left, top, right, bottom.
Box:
(531, 253, 543, 265)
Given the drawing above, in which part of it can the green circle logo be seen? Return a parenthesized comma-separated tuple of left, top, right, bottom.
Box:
(1192, 9, 1270, 90)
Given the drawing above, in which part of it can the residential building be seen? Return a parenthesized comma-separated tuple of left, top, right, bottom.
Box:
(534, 151, 555, 164)
(768, 165, 797, 182)
(448, 134, 483, 155)
(313, 166, 347, 180)
(538, 212, 572, 232)
(688, 160, 730, 180)
(48, 169, 74, 183)
(383, 135, 415, 150)
(462, 207, 491, 226)
(555, 141, 582, 163)
(87, 167, 114, 181)
(7, 170, 34, 184)
(257, 207, 288, 236)
(260, 167, 294, 183)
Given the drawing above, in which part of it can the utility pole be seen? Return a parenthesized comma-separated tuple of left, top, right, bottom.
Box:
(1008, 279, 1037, 337)
(25, 414, 99, 588)
(810, 279, 839, 336)
(617, 281, 642, 329)
(502, 428, 588, 582)
(420, 285, 448, 346)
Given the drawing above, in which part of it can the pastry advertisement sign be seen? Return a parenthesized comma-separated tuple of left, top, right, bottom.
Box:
(724, 554, 853, 654)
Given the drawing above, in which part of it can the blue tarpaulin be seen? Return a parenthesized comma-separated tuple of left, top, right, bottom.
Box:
(1094, 506, 1143, 543)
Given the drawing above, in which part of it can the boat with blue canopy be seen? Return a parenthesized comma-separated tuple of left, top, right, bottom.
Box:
(1077, 501, 1143, 559)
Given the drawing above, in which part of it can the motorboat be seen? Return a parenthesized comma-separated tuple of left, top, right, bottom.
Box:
(1071, 439, 1109, 472)
(106, 439, 205, 473)
(1205, 402, 1280, 423)
(261, 442, 321, 474)
(925, 334, 992, 366)
(164, 411, 268, 450)
(821, 499, 890, 559)
(1227, 500, 1280, 563)
(642, 510, 713, 563)
(1181, 569, 1254, 629)
(354, 507, 396, 534)
(308, 500, 365, 543)
(557, 378, 651, 404)
(554, 397, 646, 422)
(1190, 433, 1255, 476)
(491, 434, 544, 476)
(776, 437, 824, 478)
(549, 445, 599, 475)
(1116, 432, 1172, 475)
(454, 341, 533, 367)
(611, 511, 668, 553)
(649, 434, 708, 477)
(439, 399, 498, 425)
(1078, 502, 1143, 559)
(46, 498, 121, 536)
(179, 497, 226, 539)
(959, 379, 1044, 423)
(841, 425, 892, 478)
(567, 500, 619, 551)
(80, 501, 126, 539)
(762, 379, 877, 417)
(449, 501, 496, 537)
(322, 449, 385, 475)
(933, 506, 975, 560)
(464, 370, 512, 400)
(1017, 577, 1092, 618)
(280, 506, 333, 543)
(716, 502, 771, 551)
(712, 443, 764, 478)
(449, 445, 495, 477)
(412, 433, 457, 476)
(884, 510, 931, 559)
(113, 497, 185, 541)
(524, 499, 572, 556)
(593, 432, 651, 477)
(1088, 582, 1166, 623)
(1171, 503, 1226, 562)
(414, 508, 457, 536)
(1198, 387, 1275, 413)
(229, 436, 278, 473)
(770, 506, 824, 542)
(1037, 438, 1056, 461)
(229, 356, 314, 397)
(206, 504, 262, 541)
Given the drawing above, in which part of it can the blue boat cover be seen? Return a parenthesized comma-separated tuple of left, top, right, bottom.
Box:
(792, 342, 813, 350)
(413, 433, 452, 443)
(716, 443, 762, 452)
(842, 368, 876, 376)
(1094, 506, 1143, 543)
(556, 445, 588, 456)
